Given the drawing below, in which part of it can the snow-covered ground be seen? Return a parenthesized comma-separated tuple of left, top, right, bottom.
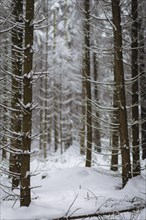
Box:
(1, 143, 146, 220)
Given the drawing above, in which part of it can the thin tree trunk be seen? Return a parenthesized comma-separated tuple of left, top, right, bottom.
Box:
(59, 77, 63, 154)
(84, 0, 92, 167)
(2, 79, 8, 160)
(43, 0, 50, 158)
(53, 7, 59, 152)
(93, 52, 101, 153)
(20, 0, 34, 207)
(131, 0, 140, 176)
(54, 83, 59, 152)
(110, 80, 119, 171)
(139, 1, 146, 160)
(111, 0, 131, 187)
(80, 52, 86, 155)
(39, 46, 44, 151)
(39, 75, 43, 151)
(43, 69, 48, 158)
(10, 0, 23, 189)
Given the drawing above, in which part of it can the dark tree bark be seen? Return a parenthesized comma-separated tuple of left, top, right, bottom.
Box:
(9, 0, 23, 189)
(39, 44, 44, 152)
(2, 88, 7, 160)
(64, 90, 73, 150)
(110, 80, 119, 171)
(43, 70, 48, 158)
(80, 52, 86, 155)
(39, 74, 43, 151)
(139, 0, 146, 160)
(131, 0, 140, 176)
(20, 0, 34, 207)
(1, 41, 9, 160)
(93, 52, 101, 153)
(84, 0, 92, 167)
(54, 82, 59, 152)
(111, 0, 131, 187)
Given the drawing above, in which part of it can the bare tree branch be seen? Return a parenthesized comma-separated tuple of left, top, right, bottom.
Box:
(53, 203, 146, 220)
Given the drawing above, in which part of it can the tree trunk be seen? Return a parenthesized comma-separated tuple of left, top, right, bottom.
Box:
(139, 1, 146, 160)
(131, 0, 140, 176)
(2, 95, 7, 160)
(84, 0, 92, 167)
(10, 0, 23, 189)
(39, 62, 43, 151)
(54, 82, 59, 152)
(43, 0, 50, 158)
(80, 50, 86, 155)
(59, 78, 63, 154)
(20, 0, 34, 207)
(110, 78, 119, 171)
(39, 78, 43, 150)
(53, 7, 59, 152)
(93, 52, 101, 153)
(111, 0, 131, 187)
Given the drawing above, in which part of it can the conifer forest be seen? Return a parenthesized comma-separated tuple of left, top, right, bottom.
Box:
(0, 0, 146, 219)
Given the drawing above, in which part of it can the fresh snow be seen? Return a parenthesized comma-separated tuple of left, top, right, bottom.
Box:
(1, 144, 146, 220)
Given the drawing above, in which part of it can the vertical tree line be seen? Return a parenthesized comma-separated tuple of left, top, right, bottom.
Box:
(80, 0, 145, 186)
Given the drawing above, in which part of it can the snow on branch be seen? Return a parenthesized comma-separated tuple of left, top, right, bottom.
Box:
(0, 23, 18, 34)
(53, 202, 146, 220)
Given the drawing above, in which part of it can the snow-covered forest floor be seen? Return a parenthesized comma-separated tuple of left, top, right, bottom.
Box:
(1, 142, 146, 220)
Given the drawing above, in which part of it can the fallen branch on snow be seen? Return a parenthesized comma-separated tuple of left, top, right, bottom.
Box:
(53, 203, 146, 220)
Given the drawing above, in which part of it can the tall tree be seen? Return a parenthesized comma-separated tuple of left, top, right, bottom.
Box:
(111, 0, 131, 187)
(80, 49, 86, 155)
(84, 0, 92, 167)
(131, 0, 140, 176)
(20, 0, 34, 207)
(93, 52, 101, 153)
(43, 0, 49, 158)
(10, 0, 23, 189)
(139, 0, 146, 160)
(52, 3, 59, 152)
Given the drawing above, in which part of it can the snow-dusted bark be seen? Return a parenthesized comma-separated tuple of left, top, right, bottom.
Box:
(111, 0, 131, 187)
(83, 0, 92, 167)
(20, 0, 34, 207)
(139, 0, 146, 160)
(131, 0, 140, 176)
(80, 57, 86, 155)
(43, 0, 49, 158)
(9, 0, 23, 190)
(93, 52, 101, 153)
(110, 73, 119, 172)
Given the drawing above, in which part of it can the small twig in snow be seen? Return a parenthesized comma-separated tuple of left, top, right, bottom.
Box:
(65, 194, 78, 217)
